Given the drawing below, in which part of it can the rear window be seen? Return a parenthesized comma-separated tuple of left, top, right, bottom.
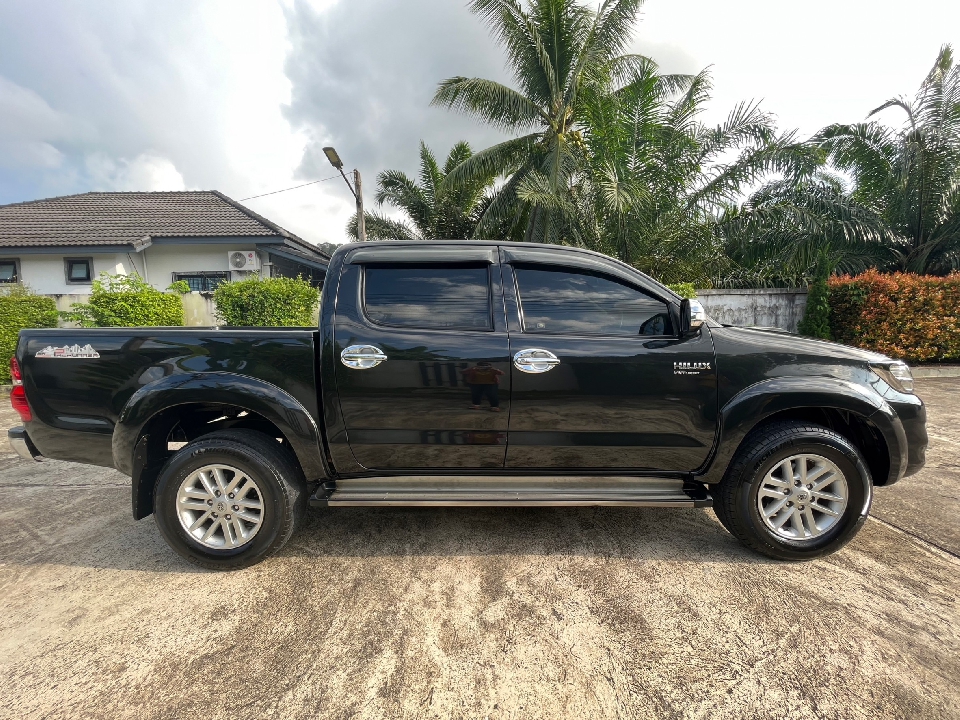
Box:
(363, 264, 492, 330)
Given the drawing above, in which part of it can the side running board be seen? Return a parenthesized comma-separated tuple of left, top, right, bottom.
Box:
(310, 476, 711, 508)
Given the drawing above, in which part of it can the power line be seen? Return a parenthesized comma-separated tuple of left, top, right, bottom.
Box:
(238, 174, 341, 202)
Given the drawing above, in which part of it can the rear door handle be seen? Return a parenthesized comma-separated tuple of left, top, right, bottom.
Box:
(513, 348, 560, 374)
(341, 345, 388, 369)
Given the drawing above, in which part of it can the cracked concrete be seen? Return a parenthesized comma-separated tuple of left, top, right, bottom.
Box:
(0, 379, 957, 719)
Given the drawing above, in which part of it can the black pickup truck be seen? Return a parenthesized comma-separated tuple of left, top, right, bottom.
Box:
(8, 241, 927, 569)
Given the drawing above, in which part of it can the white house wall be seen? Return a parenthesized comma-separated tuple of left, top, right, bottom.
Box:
(14, 244, 266, 294)
(140, 244, 260, 289)
(18, 253, 137, 294)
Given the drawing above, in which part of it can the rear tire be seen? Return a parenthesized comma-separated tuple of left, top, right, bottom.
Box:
(716, 421, 872, 561)
(154, 429, 306, 570)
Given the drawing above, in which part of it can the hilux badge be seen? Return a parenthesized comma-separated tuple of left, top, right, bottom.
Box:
(35, 344, 100, 359)
(674, 361, 711, 375)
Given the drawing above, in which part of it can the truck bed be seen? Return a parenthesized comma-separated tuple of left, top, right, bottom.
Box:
(17, 327, 320, 469)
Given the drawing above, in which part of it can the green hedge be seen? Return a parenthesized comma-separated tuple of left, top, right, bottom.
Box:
(0, 285, 59, 383)
(829, 270, 960, 362)
(667, 282, 697, 299)
(62, 273, 184, 327)
(214, 276, 320, 326)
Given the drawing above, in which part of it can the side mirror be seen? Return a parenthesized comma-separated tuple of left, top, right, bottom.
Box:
(679, 298, 706, 335)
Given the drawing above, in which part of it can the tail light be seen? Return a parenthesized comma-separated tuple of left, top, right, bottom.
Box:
(10, 357, 31, 422)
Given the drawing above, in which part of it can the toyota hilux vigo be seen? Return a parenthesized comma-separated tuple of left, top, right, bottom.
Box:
(8, 241, 927, 569)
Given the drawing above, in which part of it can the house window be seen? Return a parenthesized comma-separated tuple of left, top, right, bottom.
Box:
(64, 258, 93, 284)
(0, 259, 19, 283)
(173, 271, 230, 293)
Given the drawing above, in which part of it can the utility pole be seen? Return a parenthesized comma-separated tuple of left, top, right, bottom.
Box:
(354, 169, 365, 242)
(323, 146, 366, 242)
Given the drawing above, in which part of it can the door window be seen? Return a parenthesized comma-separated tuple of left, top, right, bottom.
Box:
(515, 265, 673, 337)
(363, 264, 492, 330)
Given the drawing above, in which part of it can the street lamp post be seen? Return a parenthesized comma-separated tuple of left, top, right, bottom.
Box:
(323, 146, 365, 242)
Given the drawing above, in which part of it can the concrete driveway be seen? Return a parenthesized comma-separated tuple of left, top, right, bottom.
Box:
(1, 378, 957, 720)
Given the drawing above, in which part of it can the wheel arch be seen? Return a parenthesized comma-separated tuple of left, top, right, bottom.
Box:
(698, 376, 907, 487)
(115, 373, 328, 520)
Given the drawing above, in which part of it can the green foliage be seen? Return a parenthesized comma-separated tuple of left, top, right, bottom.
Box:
(62, 273, 184, 327)
(167, 280, 191, 294)
(0, 285, 58, 383)
(829, 270, 960, 362)
(667, 282, 697, 299)
(798, 275, 832, 339)
(814, 45, 960, 275)
(348, 141, 492, 240)
(432, 0, 822, 286)
(213, 276, 319, 327)
(425, 1, 956, 286)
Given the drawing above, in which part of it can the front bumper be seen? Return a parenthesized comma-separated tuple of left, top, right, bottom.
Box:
(9, 427, 43, 462)
(896, 401, 928, 477)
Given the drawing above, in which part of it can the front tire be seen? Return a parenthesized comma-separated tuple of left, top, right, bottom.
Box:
(154, 429, 306, 570)
(716, 421, 872, 561)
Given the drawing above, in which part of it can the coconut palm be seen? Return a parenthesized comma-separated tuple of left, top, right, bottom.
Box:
(580, 60, 822, 283)
(432, 0, 665, 243)
(348, 141, 490, 240)
(813, 44, 960, 274)
(433, 0, 822, 286)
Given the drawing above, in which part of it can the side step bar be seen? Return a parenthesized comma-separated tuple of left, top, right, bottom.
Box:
(310, 476, 711, 508)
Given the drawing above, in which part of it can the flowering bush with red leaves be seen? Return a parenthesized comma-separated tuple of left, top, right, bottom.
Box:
(828, 270, 960, 363)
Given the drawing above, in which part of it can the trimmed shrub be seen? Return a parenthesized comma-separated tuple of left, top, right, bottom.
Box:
(213, 276, 320, 327)
(798, 276, 831, 339)
(828, 270, 960, 362)
(0, 285, 59, 382)
(667, 282, 697, 299)
(62, 273, 184, 327)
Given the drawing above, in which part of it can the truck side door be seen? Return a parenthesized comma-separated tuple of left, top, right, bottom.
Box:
(501, 246, 717, 471)
(332, 245, 510, 470)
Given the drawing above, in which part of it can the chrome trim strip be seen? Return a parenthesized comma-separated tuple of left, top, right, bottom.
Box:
(328, 498, 696, 507)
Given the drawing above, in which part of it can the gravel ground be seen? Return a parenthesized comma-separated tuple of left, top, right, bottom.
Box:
(0, 379, 957, 720)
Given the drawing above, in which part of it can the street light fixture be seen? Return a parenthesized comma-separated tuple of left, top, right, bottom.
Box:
(323, 146, 365, 242)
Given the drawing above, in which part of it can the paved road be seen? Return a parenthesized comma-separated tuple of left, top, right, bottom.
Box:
(0, 379, 957, 719)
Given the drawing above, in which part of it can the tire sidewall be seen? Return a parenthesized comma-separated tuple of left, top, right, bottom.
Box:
(154, 441, 291, 568)
(736, 432, 872, 557)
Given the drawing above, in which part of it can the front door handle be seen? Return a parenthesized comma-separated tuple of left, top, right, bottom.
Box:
(341, 345, 388, 369)
(513, 348, 560, 374)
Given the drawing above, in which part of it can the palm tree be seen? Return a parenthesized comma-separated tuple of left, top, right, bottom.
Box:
(813, 45, 960, 274)
(432, 0, 658, 243)
(433, 0, 821, 286)
(581, 61, 821, 283)
(717, 174, 897, 287)
(347, 141, 490, 240)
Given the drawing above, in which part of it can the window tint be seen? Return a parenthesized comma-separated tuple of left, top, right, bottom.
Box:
(364, 264, 492, 330)
(515, 265, 673, 336)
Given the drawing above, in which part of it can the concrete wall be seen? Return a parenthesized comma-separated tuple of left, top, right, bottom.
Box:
(696, 288, 808, 333)
(181, 293, 219, 326)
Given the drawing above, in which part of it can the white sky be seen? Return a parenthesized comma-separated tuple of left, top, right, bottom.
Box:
(0, 0, 957, 247)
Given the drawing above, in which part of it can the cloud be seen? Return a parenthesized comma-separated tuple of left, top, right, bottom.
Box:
(85, 152, 186, 192)
(282, 0, 512, 187)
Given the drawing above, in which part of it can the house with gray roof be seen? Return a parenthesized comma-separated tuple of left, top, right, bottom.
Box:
(0, 191, 329, 295)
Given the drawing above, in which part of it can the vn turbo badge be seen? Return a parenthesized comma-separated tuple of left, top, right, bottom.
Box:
(35, 344, 100, 359)
(674, 361, 711, 375)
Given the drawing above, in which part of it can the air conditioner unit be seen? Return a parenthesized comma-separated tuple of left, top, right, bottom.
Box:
(227, 250, 261, 271)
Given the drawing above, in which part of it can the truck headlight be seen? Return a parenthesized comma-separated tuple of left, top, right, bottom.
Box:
(871, 361, 914, 394)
